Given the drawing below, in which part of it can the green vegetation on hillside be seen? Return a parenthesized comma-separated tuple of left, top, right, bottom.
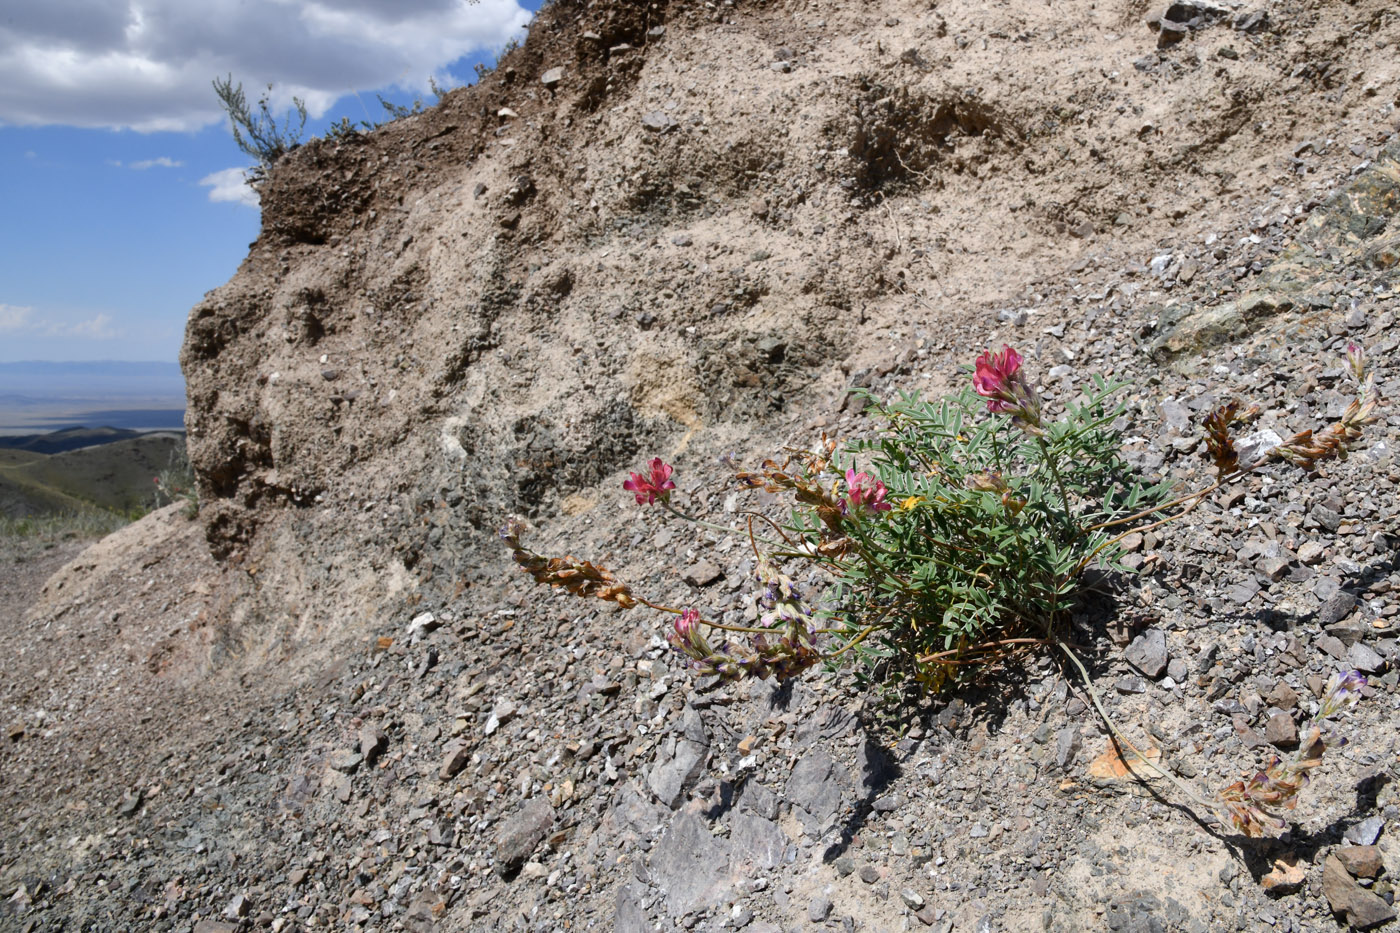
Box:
(0, 432, 189, 529)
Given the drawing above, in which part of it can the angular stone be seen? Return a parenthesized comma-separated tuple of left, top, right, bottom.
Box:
(359, 726, 387, 763)
(641, 111, 678, 133)
(785, 748, 847, 834)
(439, 741, 470, 780)
(493, 798, 554, 878)
(1320, 591, 1359, 627)
(1125, 629, 1169, 678)
(1264, 712, 1299, 749)
(224, 893, 252, 919)
(1345, 816, 1385, 846)
(650, 811, 734, 916)
(808, 896, 833, 922)
(1336, 845, 1384, 879)
(1266, 681, 1299, 710)
(1298, 541, 1326, 565)
(1166, 658, 1190, 682)
(1328, 617, 1371, 647)
(328, 749, 362, 773)
(729, 811, 787, 869)
(1115, 675, 1147, 694)
(1055, 727, 1082, 771)
(682, 560, 723, 587)
(647, 734, 708, 809)
(1317, 634, 1350, 660)
(1312, 504, 1343, 532)
(1323, 854, 1396, 929)
(540, 67, 564, 87)
(1348, 642, 1387, 674)
(322, 770, 352, 803)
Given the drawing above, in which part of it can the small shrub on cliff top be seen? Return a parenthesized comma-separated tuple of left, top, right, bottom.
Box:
(212, 74, 307, 175)
(503, 343, 1382, 835)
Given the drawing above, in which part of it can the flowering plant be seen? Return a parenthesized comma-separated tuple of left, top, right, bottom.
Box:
(502, 341, 1381, 836)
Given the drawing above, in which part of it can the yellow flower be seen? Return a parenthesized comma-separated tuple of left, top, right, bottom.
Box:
(900, 496, 925, 511)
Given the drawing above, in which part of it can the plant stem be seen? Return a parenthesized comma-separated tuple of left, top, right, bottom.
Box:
(1054, 639, 1222, 819)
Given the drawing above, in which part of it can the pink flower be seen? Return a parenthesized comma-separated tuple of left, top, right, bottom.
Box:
(843, 467, 892, 515)
(973, 345, 1023, 414)
(971, 345, 1044, 432)
(623, 457, 676, 505)
(675, 607, 700, 637)
(1346, 343, 1367, 385)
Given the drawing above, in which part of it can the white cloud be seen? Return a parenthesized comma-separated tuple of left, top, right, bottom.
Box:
(200, 167, 260, 207)
(0, 1, 534, 132)
(0, 304, 35, 332)
(0, 305, 122, 340)
(42, 314, 121, 340)
(130, 156, 183, 169)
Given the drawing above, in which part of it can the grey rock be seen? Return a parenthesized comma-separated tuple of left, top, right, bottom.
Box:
(1055, 727, 1082, 770)
(1348, 642, 1386, 674)
(808, 896, 832, 922)
(1125, 629, 1169, 678)
(785, 748, 848, 834)
(223, 893, 251, 919)
(328, 749, 362, 773)
(873, 792, 904, 813)
(737, 780, 780, 820)
(1312, 504, 1343, 532)
(1160, 400, 1191, 432)
(1115, 675, 1148, 694)
(1319, 591, 1359, 627)
(1298, 541, 1326, 564)
(859, 865, 880, 883)
(493, 798, 554, 878)
(540, 67, 564, 87)
(647, 736, 707, 808)
(729, 811, 787, 869)
(641, 111, 678, 133)
(1345, 815, 1385, 846)
(1166, 658, 1190, 682)
(650, 811, 735, 916)
(901, 888, 925, 909)
(1327, 617, 1370, 647)
(670, 234, 693, 247)
(615, 884, 651, 933)
(1236, 428, 1283, 464)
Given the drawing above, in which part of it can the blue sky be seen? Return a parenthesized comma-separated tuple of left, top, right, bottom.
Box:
(0, 0, 541, 363)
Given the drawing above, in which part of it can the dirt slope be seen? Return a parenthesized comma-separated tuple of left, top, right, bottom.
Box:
(3, 0, 1400, 930)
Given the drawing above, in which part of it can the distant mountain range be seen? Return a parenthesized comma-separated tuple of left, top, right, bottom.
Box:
(0, 361, 185, 434)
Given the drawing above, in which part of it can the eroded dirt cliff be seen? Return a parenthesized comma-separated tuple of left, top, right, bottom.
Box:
(4, 0, 1400, 930)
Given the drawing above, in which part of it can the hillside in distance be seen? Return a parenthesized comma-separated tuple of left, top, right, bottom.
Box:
(0, 361, 184, 434)
(0, 430, 185, 518)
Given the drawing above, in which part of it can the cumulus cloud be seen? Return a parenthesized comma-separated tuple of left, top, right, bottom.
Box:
(0, 0, 532, 132)
(0, 304, 35, 332)
(0, 305, 122, 340)
(130, 156, 183, 169)
(200, 167, 260, 207)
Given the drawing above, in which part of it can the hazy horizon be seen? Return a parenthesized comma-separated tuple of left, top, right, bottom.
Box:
(0, 360, 185, 434)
